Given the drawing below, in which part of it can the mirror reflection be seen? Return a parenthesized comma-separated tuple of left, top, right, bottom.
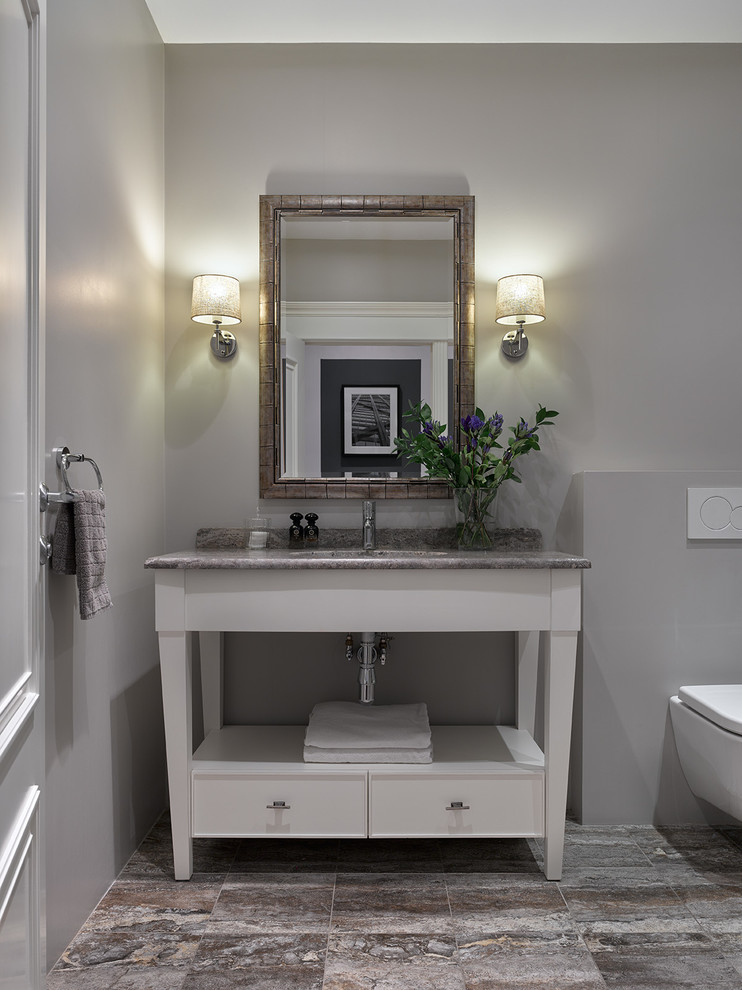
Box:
(280, 215, 454, 479)
(258, 195, 474, 499)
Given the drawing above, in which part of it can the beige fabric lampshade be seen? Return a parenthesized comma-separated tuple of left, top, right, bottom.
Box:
(495, 274, 545, 326)
(191, 274, 242, 325)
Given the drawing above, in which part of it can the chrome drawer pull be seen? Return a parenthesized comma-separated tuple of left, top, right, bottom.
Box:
(446, 801, 470, 811)
(267, 800, 291, 810)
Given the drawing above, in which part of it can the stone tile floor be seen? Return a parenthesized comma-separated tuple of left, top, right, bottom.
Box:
(47, 814, 742, 989)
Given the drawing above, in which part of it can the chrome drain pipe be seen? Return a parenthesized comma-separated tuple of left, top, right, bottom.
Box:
(358, 632, 377, 705)
(346, 632, 391, 704)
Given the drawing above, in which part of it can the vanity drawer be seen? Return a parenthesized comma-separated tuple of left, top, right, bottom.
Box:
(192, 771, 367, 837)
(369, 772, 544, 838)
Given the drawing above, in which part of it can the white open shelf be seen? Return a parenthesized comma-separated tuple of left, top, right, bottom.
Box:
(193, 723, 544, 772)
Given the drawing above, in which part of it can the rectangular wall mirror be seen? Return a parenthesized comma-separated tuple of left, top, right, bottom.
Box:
(259, 195, 474, 499)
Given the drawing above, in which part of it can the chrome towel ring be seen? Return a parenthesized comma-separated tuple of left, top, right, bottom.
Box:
(57, 446, 104, 494)
(39, 445, 104, 513)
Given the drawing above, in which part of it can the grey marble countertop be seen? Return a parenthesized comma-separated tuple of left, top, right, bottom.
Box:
(145, 547, 590, 570)
(145, 526, 589, 570)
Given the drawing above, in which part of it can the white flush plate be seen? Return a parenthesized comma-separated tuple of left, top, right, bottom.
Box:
(687, 488, 742, 540)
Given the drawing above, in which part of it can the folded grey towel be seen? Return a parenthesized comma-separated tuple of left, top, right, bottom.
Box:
(73, 489, 112, 619)
(304, 701, 432, 750)
(303, 744, 433, 764)
(51, 490, 112, 619)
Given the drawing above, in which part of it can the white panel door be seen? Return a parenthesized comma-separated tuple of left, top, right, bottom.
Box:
(0, 0, 44, 986)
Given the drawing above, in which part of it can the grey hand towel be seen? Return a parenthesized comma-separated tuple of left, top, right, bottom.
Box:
(51, 502, 77, 575)
(73, 489, 112, 619)
(53, 489, 113, 619)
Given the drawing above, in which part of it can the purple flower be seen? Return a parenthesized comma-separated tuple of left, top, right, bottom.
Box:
(487, 413, 504, 433)
(461, 414, 484, 433)
(516, 418, 538, 439)
(422, 420, 452, 451)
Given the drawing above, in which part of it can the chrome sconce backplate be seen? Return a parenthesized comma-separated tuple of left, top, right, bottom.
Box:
(210, 328, 237, 360)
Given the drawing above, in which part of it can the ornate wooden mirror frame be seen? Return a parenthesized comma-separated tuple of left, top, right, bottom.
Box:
(259, 194, 474, 499)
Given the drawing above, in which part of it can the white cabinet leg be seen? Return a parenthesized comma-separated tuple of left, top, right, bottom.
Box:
(158, 631, 193, 880)
(516, 630, 539, 736)
(200, 631, 223, 738)
(543, 629, 577, 881)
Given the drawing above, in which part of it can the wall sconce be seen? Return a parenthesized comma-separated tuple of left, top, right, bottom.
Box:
(191, 274, 241, 360)
(495, 274, 545, 360)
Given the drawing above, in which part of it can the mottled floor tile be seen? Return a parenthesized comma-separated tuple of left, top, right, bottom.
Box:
(440, 838, 541, 874)
(336, 836, 444, 873)
(190, 932, 326, 970)
(629, 826, 742, 875)
(324, 932, 465, 990)
(46, 966, 188, 990)
(332, 873, 453, 934)
(709, 934, 742, 979)
(187, 932, 326, 987)
(446, 874, 572, 936)
(122, 840, 238, 881)
(47, 968, 128, 990)
(54, 932, 201, 970)
(120, 812, 238, 881)
(77, 878, 222, 935)
(558, 865, 667, 890)
(457, 932, 606, 989)
(182, 968, 324, 990)
(579, 929, 714, 955)
(676, 882, 742, 933)
(565, 824, 633, 840)
(230, 837, 339, 873)
(101, 970, 188, 990)
(558, 867, 691, 924)
(699, 931, 742, 953)
(592, 947, 742, 989)
(560, 834, 652, 871)
(50, 821, 742, 990)
(205, 872, 334, 934)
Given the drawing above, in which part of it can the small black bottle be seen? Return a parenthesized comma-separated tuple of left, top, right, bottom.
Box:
(304, 512, 319, 544)
(289, 512, 305, 546)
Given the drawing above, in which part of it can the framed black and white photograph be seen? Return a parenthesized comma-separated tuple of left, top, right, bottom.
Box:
(343, 386, 399, 455)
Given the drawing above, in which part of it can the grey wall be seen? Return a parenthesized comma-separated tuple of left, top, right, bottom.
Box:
(224, 633, 515, 726)
(45, 0, 166, 967)
(562, 472, 742, 825)
(163, 42, 742, 548)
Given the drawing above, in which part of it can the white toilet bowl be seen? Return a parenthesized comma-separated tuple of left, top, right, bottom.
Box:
(670, 685, 742, 821)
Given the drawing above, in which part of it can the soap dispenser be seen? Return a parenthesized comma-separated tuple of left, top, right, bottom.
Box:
(289, 512, 305, 546)
(304, 512, 319, 544)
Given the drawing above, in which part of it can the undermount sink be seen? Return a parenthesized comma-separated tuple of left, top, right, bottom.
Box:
(286, 548, 450, 559)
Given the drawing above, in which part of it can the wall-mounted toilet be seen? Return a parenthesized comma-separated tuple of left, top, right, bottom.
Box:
(670, 685, 742, 821)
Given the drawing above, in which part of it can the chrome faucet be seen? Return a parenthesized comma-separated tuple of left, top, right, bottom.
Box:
(362, 500, 376, 551)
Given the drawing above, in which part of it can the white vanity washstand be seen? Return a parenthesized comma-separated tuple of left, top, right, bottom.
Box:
(146, 548, 590, 881)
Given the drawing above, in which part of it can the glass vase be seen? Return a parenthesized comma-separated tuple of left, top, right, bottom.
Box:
(453, 486, 499, 550)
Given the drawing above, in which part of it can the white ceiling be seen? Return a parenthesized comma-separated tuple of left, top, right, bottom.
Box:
(144, 0, 742, 44)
